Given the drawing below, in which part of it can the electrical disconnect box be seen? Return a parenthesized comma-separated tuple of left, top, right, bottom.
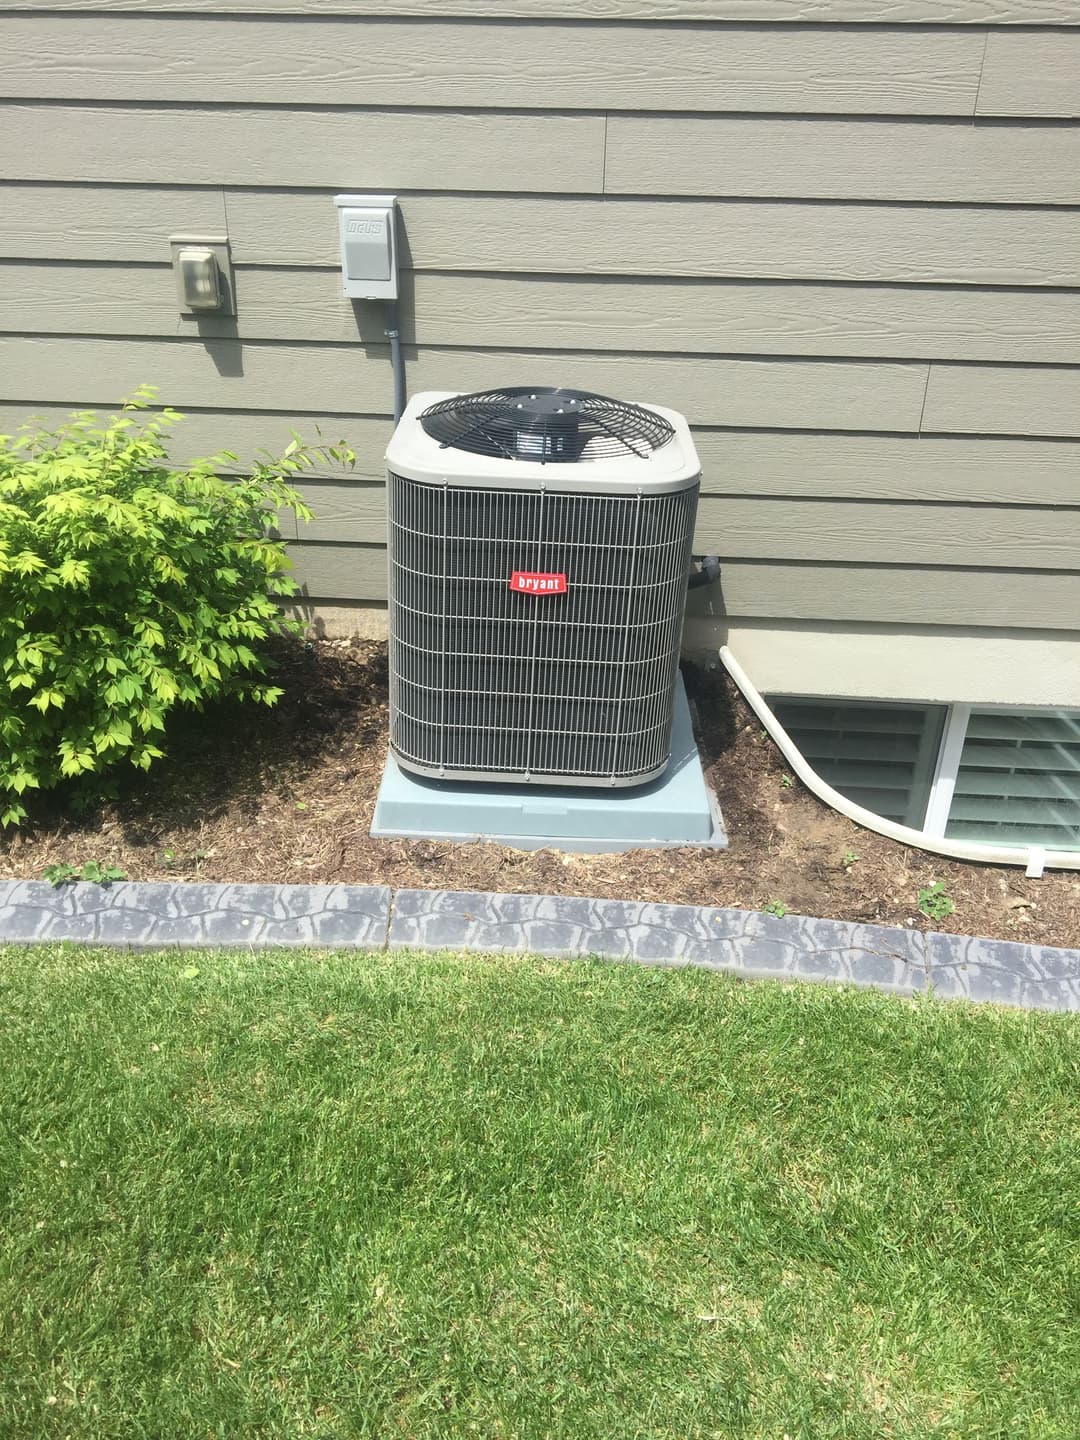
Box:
(334, 194, 398, 300)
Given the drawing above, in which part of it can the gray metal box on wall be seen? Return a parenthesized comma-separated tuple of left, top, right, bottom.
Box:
(334, 193, 398, 300)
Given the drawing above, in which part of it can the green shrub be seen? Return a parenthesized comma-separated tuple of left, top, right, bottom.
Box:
(0, 389, 352, 825)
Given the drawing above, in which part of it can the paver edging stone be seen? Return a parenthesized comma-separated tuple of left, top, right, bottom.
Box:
(0, 879, 1076, 1011)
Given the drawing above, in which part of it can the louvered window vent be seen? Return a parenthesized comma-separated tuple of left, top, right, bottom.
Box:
(946, 710, 1080, 851)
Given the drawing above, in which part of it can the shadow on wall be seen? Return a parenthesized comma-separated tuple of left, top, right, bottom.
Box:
(684, 566, 728, 624)
(175, 265, 417, 377)
(199, 330, 244, 377)
(178, 260, 244, 374)
(682, 566, 731, 660)
(178, 310, 243, 376)
(287, 588, 389, 642)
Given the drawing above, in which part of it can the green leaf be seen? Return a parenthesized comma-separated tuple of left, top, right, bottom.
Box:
(43, 862, 77, 886)
(27, 689, 65, 713)
(12, 550, 47, 575)
(6, 770, 39, 795)
(133, 618, 165, 648)
(56, 557, 91, 587)
(79, 860, 125, 885)
(130, 744, 165, 771)
(58, 746, 96, 777)
(107, 720, 133, 748)
(135, 705, 166, 734)
(152, 554, 186, 584)
(180, 965, 200, 980)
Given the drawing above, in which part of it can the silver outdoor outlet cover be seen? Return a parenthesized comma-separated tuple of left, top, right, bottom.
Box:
(334, 194, 398, 301)
(169, 234, 234, 316)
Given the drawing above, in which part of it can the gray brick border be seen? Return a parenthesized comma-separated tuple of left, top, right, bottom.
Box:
(0, 880, 1077, 1012)
(0, 881, 392, 951)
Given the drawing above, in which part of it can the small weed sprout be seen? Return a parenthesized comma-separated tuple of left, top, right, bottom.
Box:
(918, 880, 955, 922)
(41, 862, 77, 887)
(43, 860, 126, 887)
(779, 774, 794, 790)
(842, 849, 859, 868)
(762, 900, 788, 918)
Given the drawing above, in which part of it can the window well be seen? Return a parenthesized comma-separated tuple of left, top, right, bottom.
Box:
(765, 696, 1080, 852)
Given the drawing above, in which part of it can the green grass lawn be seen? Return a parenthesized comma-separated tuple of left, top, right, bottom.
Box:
(1, 947, 1077, 1440)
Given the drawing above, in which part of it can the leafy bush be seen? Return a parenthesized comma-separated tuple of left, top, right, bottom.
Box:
(0, 389, 352, 825)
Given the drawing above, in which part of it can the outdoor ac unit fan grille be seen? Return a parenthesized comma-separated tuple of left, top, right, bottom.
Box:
(388, 473, 698, 784)
(419, 386, 676, 463)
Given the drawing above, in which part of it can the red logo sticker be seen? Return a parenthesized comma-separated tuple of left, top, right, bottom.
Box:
(510, 571, 567, 595)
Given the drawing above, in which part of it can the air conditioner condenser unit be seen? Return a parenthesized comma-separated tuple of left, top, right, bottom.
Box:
(384, 386, 702, 788)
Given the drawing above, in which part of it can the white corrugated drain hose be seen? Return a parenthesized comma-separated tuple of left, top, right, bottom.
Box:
(718, 645, 1080, 877)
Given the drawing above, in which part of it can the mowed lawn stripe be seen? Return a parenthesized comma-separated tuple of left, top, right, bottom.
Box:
(0, 945, 1077, 1439)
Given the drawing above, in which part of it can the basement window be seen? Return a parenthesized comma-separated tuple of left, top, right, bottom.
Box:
(766, 698, 1080, 851)
(945, 709, 1080, 851)
(767, 698, 946, 831)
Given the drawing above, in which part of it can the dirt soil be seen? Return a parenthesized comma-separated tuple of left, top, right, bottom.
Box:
(2, 638, 1077, 950)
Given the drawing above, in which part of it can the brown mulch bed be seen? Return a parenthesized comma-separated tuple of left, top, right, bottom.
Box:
(2, 638, 1077, 950)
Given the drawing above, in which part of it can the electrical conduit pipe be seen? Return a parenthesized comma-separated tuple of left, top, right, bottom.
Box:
(718, 645, 1079, 877)
(385, 301, 406, 423)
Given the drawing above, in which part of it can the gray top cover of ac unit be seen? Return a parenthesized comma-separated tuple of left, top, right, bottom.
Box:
(386, 391, 701, 496)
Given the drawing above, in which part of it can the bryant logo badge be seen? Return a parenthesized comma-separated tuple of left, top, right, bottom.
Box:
(510, 571, 568, 595)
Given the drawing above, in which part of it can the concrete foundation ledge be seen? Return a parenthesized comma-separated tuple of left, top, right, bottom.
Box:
(0, 880, 1077, 1012)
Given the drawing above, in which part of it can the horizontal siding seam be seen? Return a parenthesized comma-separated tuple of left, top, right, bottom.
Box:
(0, 2, 1079, 21)
(8, 325, 1080, 373)
(708, 556, 1080, 574)
(0, 12, 1069, 27)
(13, 261, 1080, 298)
(7, 100, 1080, 123)
(7, 182, 1080, 212)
